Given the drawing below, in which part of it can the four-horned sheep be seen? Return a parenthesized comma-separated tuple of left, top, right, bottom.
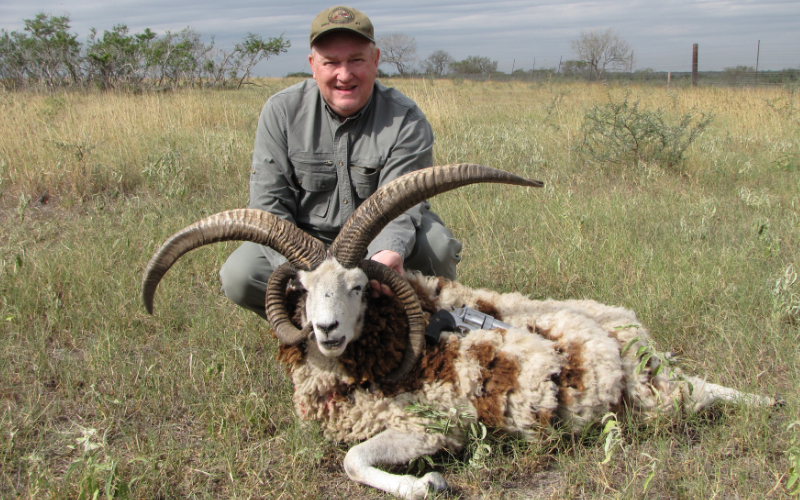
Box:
(142, 164, 774, 499)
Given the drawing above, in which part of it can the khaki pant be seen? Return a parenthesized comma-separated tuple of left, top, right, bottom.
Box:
(219, 210, 462, 319)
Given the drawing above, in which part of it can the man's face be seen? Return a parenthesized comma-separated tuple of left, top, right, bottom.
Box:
(309, 32, 380, 118)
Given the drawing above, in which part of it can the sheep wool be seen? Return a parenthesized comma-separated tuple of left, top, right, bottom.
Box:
(276, 271, 760, 452)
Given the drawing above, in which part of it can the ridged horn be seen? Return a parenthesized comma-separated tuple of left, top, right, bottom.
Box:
(142, 209, 326, 314)
(358, 260, 426, 383)
(331, 164, 543, 268)
(265, 262, 314, 345)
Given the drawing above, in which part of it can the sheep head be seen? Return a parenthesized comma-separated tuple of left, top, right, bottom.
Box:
(142, 164, 543, 383)
(299, 259, 369, 356)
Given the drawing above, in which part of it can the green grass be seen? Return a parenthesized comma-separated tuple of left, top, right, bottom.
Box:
(1, 80, 799, 498)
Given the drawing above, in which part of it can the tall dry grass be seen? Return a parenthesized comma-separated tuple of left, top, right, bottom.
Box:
(1, 79, 798, 499)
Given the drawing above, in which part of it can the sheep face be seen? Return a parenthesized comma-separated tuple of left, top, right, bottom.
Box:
(298, 259, 369, 357)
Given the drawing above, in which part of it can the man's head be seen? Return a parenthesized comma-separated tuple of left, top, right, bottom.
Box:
(309, 6, 380, 118)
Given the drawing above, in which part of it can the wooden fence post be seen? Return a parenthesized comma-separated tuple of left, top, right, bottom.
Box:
(755, 40, 760, 85)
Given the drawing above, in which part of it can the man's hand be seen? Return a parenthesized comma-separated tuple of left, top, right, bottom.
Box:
(369, 250, 404, 297)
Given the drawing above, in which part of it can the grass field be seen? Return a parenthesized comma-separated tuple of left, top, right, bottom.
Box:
(1, 78, 799, 499)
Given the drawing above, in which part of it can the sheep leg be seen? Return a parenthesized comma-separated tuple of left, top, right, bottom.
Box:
(682, 375, 775, 412)
(343, 429, 448, 499)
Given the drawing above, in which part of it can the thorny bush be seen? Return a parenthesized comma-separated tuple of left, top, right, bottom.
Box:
(578, 88, 713, 171)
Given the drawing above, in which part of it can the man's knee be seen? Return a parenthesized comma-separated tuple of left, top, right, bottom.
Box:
(406, 211, 462, 280)
(219, 242, 277, 318)
(220, 255, 260, 308)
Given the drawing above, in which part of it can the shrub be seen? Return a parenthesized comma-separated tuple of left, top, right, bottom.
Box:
(578, 89, 713, 171)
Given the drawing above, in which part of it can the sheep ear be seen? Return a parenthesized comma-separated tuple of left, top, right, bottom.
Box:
(286, 276, 305, 293)
(359, 260, 425, 383)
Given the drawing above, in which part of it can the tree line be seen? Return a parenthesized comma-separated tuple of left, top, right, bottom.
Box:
(380, 30, 798, 86)
(378, 34, 500, 78)
(0, 13, 289, 91)
(5, 15, 793, 91)
(378, 29, 633, 80)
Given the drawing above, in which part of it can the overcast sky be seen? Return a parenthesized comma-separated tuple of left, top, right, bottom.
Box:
(2, 0, 798, 76)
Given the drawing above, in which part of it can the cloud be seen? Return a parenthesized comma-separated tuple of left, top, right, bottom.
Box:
(1, 0, 797, 75)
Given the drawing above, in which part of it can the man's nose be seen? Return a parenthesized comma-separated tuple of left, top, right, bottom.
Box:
(337, 64, 353, 81)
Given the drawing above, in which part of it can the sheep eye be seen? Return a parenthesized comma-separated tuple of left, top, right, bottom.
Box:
(351, 285, 363, 293)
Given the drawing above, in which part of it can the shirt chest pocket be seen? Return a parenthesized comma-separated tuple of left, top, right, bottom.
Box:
(350, 158, 385, 200)
(291, 154, 336, 219)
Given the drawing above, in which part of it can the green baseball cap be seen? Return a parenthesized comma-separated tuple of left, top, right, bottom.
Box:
(310, 6, 375, 47)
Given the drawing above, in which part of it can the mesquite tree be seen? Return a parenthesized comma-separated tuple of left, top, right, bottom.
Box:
(377, 33, 417, 77)
(571, 29, 634, 81)
(422, 50, 453, 76)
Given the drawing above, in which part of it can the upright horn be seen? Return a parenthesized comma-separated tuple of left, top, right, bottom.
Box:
(330, 164, 543, 268)
(142, 209, 326, 314)
(325, 164, 543, 382)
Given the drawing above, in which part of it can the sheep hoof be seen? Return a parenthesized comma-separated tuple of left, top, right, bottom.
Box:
(772, 394, 787, 408)
(421, 472, 447, 494)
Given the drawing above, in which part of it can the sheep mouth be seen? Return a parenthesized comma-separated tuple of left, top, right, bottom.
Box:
(319, 337, 346, 350)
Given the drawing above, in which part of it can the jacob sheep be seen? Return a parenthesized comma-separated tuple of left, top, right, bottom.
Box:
(142, 164, 775, 499)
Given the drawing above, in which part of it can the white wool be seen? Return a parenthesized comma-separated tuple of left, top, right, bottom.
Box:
(492, 329, 562, 438)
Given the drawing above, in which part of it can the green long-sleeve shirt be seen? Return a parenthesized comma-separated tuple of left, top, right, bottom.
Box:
(249, 78, 434, 260)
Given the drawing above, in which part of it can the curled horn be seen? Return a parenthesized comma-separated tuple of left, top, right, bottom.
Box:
(265, 261, 315, 345)
(142, 209, 326, 314)
(330, 164, 543, 269)
(359, 260, 426, 383)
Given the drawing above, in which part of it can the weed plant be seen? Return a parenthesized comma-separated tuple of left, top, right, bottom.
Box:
(577, 88, 713, 171)
(1, 80, 798, 498)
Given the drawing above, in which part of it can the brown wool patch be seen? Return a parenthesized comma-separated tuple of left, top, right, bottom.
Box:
(383, 336, 461, 396)
(329, 382, 356, 403)
(275, 288, 308, 370)
(435, 276, 453, 295)
(553, 341, 586, 406)
(337, 293, 408, 384)
(536, 409, 554, 427)
(474, 299, 502, 321)
(468, 341, 499, 368)
(473, 351, 520, 428)
(527, 323, 557, 341)
(408, 278, 440, 316)
(277, 343, 306, 369)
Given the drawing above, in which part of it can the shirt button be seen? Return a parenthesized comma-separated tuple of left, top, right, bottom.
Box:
(320, 182, 326, 188)
(343, 199, 348, 204)
(339, 160, 343, 166)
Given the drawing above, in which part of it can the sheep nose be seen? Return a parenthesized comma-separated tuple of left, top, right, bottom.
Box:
(316, 321, 339, 336)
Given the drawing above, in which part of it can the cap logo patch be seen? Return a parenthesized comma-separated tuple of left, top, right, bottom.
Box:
(328, 7, 355, 24)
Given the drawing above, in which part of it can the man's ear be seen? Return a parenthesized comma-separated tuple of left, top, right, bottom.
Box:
(374, 47, 381, 68)
(308, 53, 315, 76)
